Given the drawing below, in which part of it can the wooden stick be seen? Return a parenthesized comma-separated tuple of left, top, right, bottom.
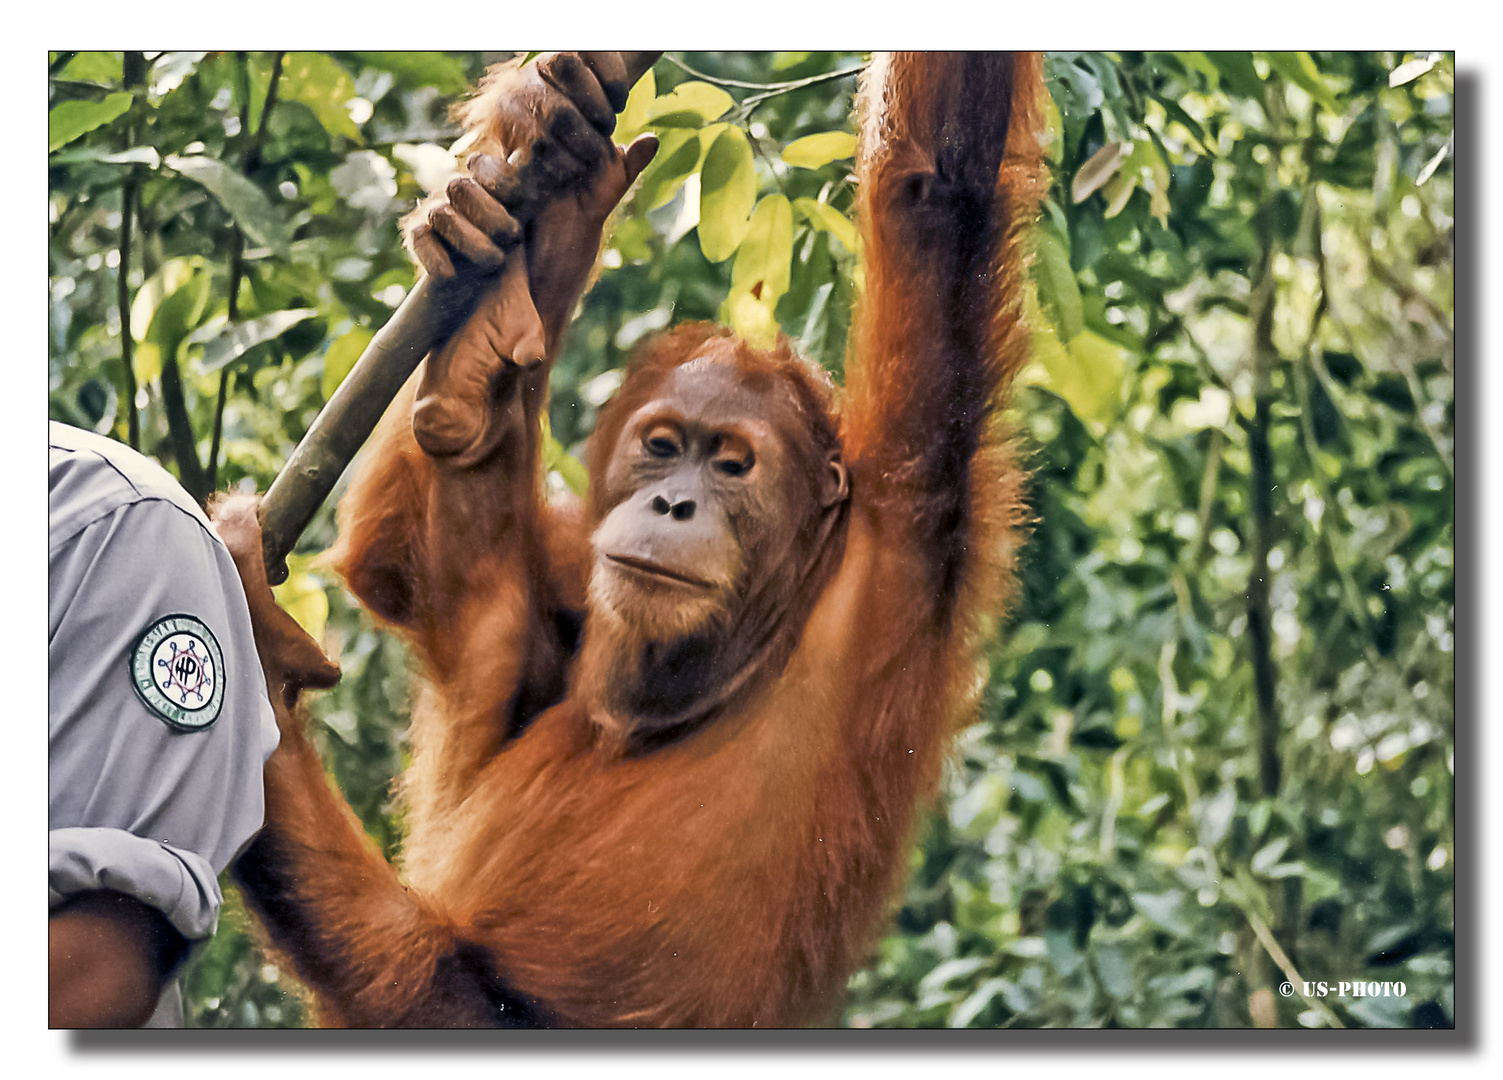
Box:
(259, 52, 660, 583)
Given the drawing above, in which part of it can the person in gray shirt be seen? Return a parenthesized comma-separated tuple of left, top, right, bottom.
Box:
(49, 421, 281, 1026)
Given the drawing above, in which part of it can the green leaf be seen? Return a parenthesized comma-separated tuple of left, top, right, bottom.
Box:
(1208, 53, 1264, 101)
(633, 129, 704, 212)
(612, 69, 657, 145)
(1262, 52, 1340, 113)
(321, 325, 374, 400)
(278, 52, 363, 142)
(1152, 92, 1213, 155)
(1251, 836, 1291, 875)
(1175, 51, 1221, 89)
(147, 274, 212, 364)
(724, 194, 793, 348)
(648, 80, 734, 128)
(948, 978, 1008, 1028)
(781, 131, 856, 170)
(1132, 890, 1189, 935)
(58, 52, 122, 86)
(541, 415, 589, 496)
(1093, 944, 1133, 1000)
(131, 259, 198, 345)
(165, 154, 293, 257)
(1042, 87, 1065, 166)
(48, 145, 160, 168)
(1101, 170, 1136, 219)
(1032, 328, 1126, 426)
(1032, 224, 1083, 343)
(350, 52, 469, 96)
(272, 558, 328, 641)
(198, 309, 318, 373)
(732, 195, 794, 295)
(48, 91, 132, 153)
(698, 126, 756, 262)
(793, 197, 858, 254)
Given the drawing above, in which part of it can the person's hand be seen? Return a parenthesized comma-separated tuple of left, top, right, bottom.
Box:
(210, 495, 339, 716)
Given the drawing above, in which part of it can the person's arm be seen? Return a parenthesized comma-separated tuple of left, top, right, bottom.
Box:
(48, 470, 282, 1026)
(49, 891, 188, 1028)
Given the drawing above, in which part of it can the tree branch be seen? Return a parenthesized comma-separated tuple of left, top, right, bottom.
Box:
(208, 51, 286, 491)
(666, 53, 863, 95)
(1241, 258, 1281, 800)
(116, 52, 147, 449)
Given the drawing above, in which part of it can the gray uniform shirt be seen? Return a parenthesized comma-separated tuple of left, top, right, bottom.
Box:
(49, 422, 279, 1020)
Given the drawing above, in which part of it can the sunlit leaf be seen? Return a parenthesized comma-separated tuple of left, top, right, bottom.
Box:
(272, 564, 329, 642)
(1141, 140, 1172, 226)
(49, 145, 160, 167)
(149, 52, 207, 99)
(1101, 170, 1136, 218)
(1175, 51, 1221, 89)
(1416, 135, 1452, 185)
(165, 154, 294, 257)
(781, 131, 856, 170)
(948, 978, 1007, 1028)
(698, 126, 756, 262)
(1262, 52, 1340, 113)
(1072, 141, 1130, 204)
(722, 195, 793, 348)
(58, 51, 122, 86)
(1389, 54, 1439, 88)
(48, 91, 132, 152)
(633, 129, 704, 211)
(132, 344, 162, 387)
(648, 80, 734, 128)
(612, 69, 657, 145)
(732, 195, 793, 296)
(147, 274, 212, 370)
(130, 259, 198, 345)
(793, 197, 858, 254)
(278, 52, 363, 142)
(1033, 327, 1127, 425)
(1152, 92, 1212, 154)
(1251, 836, 1291, 875)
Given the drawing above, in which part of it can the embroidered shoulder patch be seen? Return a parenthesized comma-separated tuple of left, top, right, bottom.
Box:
(129, 614, 225, 731)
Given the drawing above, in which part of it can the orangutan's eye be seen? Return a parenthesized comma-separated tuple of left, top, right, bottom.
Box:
(645, 430, 681, 458)
(715, 452, 753, 478)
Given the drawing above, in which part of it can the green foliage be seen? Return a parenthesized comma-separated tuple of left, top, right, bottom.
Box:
(844, 49, 1454, 1031)
(49, 51, 1453, 1029)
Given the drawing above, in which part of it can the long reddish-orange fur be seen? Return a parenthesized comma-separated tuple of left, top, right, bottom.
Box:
(234, 53, 1047, 1028)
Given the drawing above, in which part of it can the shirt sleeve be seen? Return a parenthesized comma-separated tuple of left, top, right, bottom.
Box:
(48, 498, 280, 940)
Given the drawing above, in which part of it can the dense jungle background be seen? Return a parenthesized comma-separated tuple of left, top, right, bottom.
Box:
(47, 50, 1455, 1028)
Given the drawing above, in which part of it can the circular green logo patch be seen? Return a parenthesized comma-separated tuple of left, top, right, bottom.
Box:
(129, 614, 225, 732)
